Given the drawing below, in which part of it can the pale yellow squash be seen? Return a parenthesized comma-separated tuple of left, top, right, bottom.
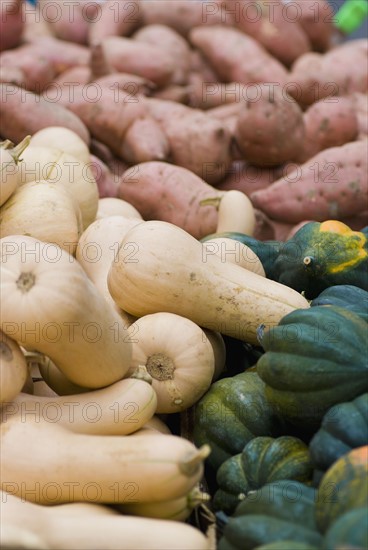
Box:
(0, 136, 30, 207)
(3, 375, 157, 435)
(201, 189, 256, 235)
(0, 235, 132, 388)
(127, 312, 215, 413)
(0, 492, 210, 550)
(30, 127, 91, 164)
(17, 146, 98, 228)
(0, 413, 210, 504)
(108, 221, 310, 345)
(96, 197, 143, 220)
(0, 331, 28, 404)
(0, 180, 83, 255)
(203, 237, 266, 277)
(76, 216, 143, 326)
(202, 328, 226, 381)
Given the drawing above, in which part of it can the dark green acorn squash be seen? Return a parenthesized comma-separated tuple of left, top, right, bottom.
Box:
(213, 436, 312, 514)
(217, 480, 322, 550)
(256, 305, 368, 430)
(256, 543, 319, 550)
(192, 371, 279, 471)
(322, 507, 368, 550)
(311, 284, 368, 323)
(200, 232, 281, 280)
(316, 446, 368, 533)
(272, 220, 368, 299)
(309, 393, 368, 484)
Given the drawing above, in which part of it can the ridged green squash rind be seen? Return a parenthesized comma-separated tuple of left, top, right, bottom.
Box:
(214, 436, 312, 515)
(218, 480, 322, 550)
(322, 507, 368, 550)
(311, 284, 368, 323)
(309, 393, 368, 475)
(316, 446, 368, 533)
(257, 306, 368, 429)
(193, 371, 279, 471)
(273, 221, 368, 299)
(256, 542, 319, 550)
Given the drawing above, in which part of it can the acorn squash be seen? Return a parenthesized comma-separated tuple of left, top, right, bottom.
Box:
(322, 507, 368, 550)
(217, 480, 322, 550)
(257, 306, 368, 430)
(257, 543, 319, 550)
(311, 284, 368, 323)
(316, 446, 368, 533)
(309, 393, 368, 483)
(192, 371, 279, 471)
(273, 220, 368, 299)
(213, 436, 312, 514)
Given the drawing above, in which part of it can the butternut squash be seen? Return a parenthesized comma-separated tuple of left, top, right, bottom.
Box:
(0, 413, 210, 504)
(127, 312, 215, 413)
(0, 330, 28, 404)
(76, 216, 142, 325)
(201, 190, 256, 235)
(202, 237, 266, 276)
(31, 353, 92, 396)
(30, 127, 91, 164)
(96, 198, 143, 220)
(108, 221, 310, 345)
(0, 136, 30, 207)
(0, 235, 132, 388)
(17, 146, 99, 229)
(202, 328, 226, 381)
(3, 375, 157, 435)
(0, 492, 210, 550)
(0, 180, 83, 255)
(116, 486, 210, 521)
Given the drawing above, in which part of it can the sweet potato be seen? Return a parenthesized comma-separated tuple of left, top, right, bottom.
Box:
(293, 0, 334, 52)
(38, 0, 98, 45)
(217, 161, 277, 195)
(22, 1, 54, 41)
(139, 0, 230, 36)
(120, 116, 170, 164)
(0, 65, 25, 87)
(90, 140, 129, 180)
(146, 98, 232, 184)
(23, 37, 90, 75)
(89, 155, 119, 199)
(226, 0, 311, 67)
(0, 0, 24, 52)
(61, 86, 146, 157)
(190, 81, 247, 110)
(251, 141, 368, 223)
(101, 36, 177, 87)
(133, 25, 192, 86)
(350, 92, 368, 138)
(288, 40, 368, 107)
(0, 84, 90, 144)
(189, 25, 288, 86)
(152, 85, 190, 104)
(296, 97, 359, 163)
(234, 84, 305, 167)
(88, 0, 141, 45)
(0, 47, 56, 92)
(118, 162, 222, 238)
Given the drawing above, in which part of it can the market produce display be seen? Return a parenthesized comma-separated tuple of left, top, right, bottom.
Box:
(0, 0, 367, 548)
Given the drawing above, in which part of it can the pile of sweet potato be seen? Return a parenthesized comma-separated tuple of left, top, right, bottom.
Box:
(0, 0, 367, 240)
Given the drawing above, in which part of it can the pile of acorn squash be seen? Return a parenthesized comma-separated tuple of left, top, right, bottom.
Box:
(195, 220, 368, 549)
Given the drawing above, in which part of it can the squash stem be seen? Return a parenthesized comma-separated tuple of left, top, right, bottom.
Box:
(146, 353, 175, 381)
(16, 272, 36, 293)
(179, 444, 211, 476)
(8, 135, 31, 164)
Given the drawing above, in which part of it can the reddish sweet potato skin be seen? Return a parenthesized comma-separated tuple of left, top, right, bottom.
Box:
(120, 116, 170, 164)
(118, 162, 222, 239)
(88, 0, 141, 45)
(251, 141, 368, 223)
(0, 83, 90, 144)
(234, 85, 305, 167)
(89, 155, 119, 199)
(349, 93, 368, 138)
(38, 0, 99, 45)
(296, 97, 359, 163)
(0, 0, 24, 52)
(216, 161, 277, 195)
(288, 40, 368, 107)
(226, 0, 311, 67)
(293, 0, 334, 53)
(189, 25, 288, 86)
(0, 47, 56, 92)
(24, 37, 90, 75)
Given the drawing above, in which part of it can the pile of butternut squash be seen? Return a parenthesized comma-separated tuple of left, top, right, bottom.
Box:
(0, 129, 310, 549)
